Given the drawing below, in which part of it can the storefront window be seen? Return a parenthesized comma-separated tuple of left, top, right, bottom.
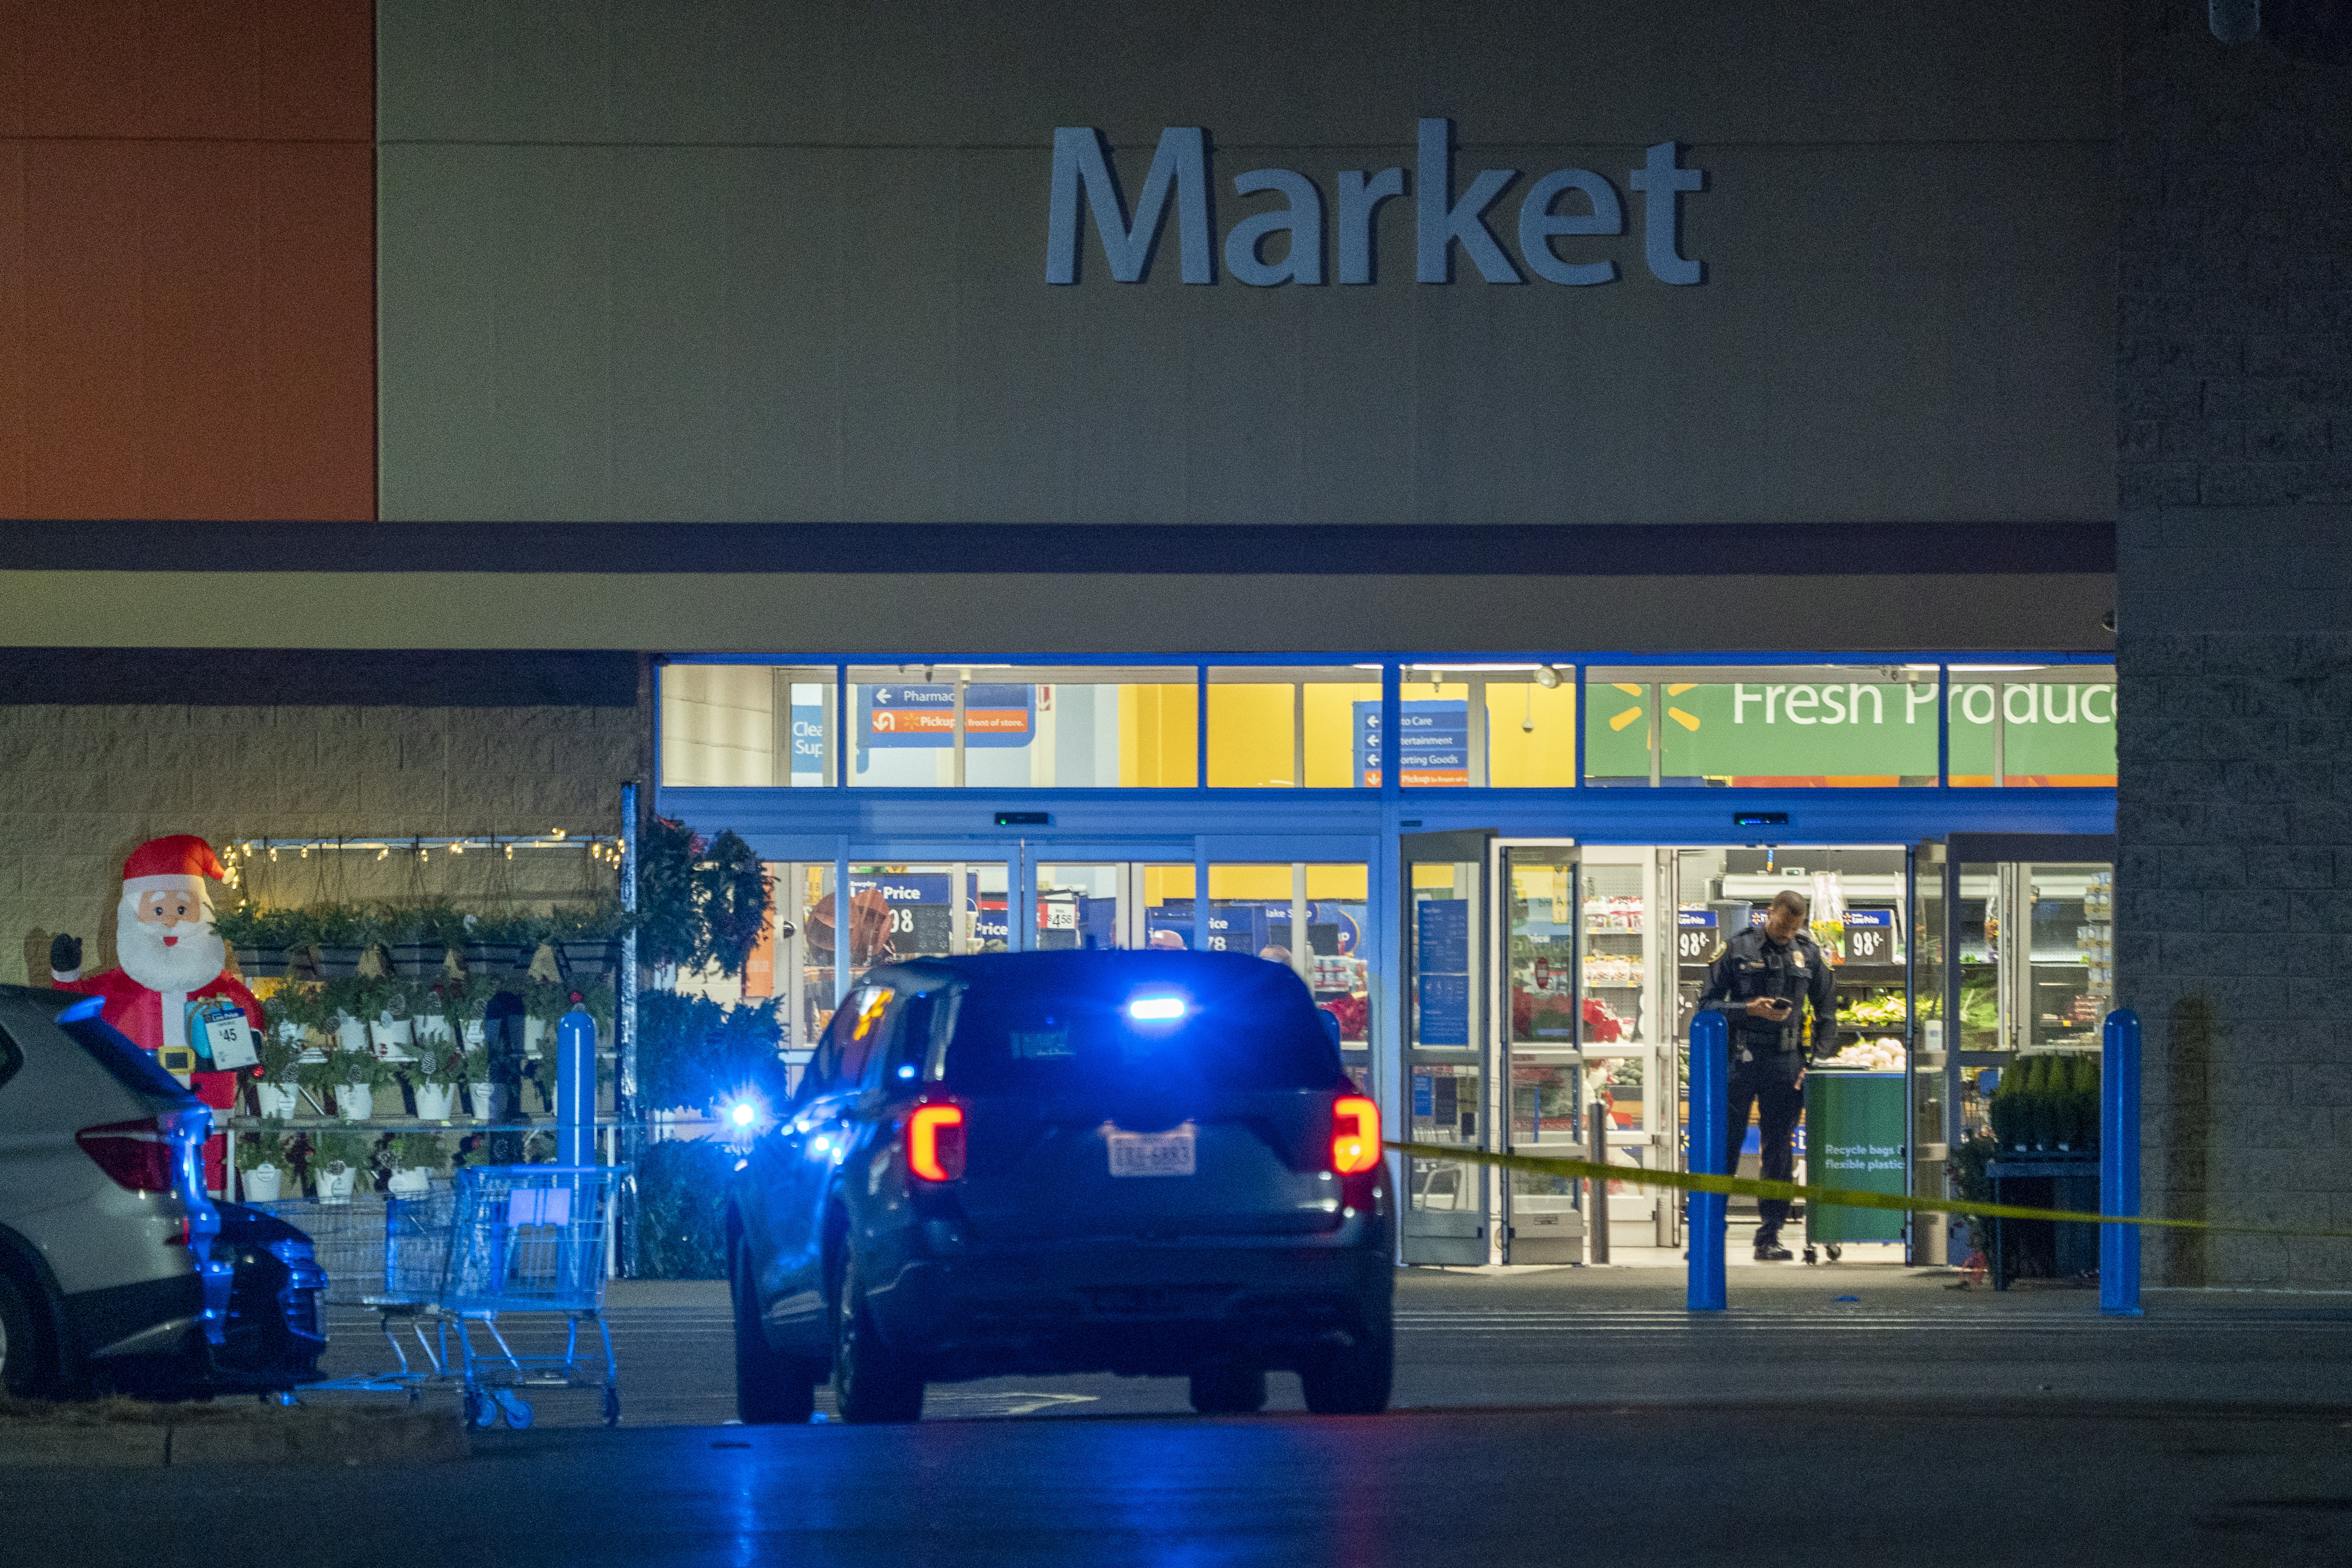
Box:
(659, 664, 836, 787)
(1033, 861, 1193, 949)
(1198, 863, 1371, 1053)
(1205, 667, 1380, 787)
(1585, 666, 1939, 787)
(1947, 667, 2116, 787)
(741, 861, 838, 1048)
(845, 665, 1196, 787)
(1370, 666, 1576, 788)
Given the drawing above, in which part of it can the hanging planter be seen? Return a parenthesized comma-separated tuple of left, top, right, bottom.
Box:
(463, 939, 526, 976)
(212, 906, 307, 983)
(558, 939, 618, 980)
(312, 944, 369, 979)
(236, 945, 293, 980)
(387, 942, 446, 978)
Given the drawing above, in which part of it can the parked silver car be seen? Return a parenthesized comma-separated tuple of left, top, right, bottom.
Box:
(0, 984, 325, 1398)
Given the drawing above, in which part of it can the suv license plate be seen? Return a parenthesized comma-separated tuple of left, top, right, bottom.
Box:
(1108, 1131, 1197, 1177)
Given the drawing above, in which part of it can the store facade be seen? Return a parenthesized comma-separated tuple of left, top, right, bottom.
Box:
(7, 0, 2223, 1274)
(658, 654, 2116, 1264)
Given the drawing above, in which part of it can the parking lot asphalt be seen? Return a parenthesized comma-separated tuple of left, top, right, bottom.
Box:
(305, 1262, 2352, 1429)
(10, 1265, 2350, 1568)
(10, 1390, 2351, 1568)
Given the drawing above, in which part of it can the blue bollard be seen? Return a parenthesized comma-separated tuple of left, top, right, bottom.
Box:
(1688, 1011, 1729, 1312)
(556, 1011, 597, 1169)
(2100, 1009, 2143, 1316)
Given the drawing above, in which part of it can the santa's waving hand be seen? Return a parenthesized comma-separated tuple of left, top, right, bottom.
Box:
(52, 835, 264, 1192)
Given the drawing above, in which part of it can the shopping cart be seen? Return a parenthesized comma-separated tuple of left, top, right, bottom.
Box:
(353, 1187, 463, 1396)
(243, 1196, 389, 1305)
(439, 1165, 623, 1430)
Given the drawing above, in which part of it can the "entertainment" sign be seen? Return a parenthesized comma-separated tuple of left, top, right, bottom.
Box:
(1047, 118, 1706, 288)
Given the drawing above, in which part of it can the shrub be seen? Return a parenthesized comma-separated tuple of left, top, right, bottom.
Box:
(634, 1136, 735, 1279)
(638, 991, 788, 1115)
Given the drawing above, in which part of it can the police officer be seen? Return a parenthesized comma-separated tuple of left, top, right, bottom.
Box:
(1696, 889, 1839, 1261)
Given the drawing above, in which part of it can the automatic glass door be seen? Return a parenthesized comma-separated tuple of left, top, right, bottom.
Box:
(1497, 843, 1584, 1263)
(1401, 831, 1494, 1266)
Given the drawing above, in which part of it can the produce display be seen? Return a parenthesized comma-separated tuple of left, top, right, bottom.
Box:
(1841, 993, 1907, 1031)
(1814, 1035, 1905, 1072)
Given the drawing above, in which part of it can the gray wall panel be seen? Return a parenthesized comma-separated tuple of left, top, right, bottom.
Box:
(381, 0, 2117, 149)
(379, 1, 2118, 526)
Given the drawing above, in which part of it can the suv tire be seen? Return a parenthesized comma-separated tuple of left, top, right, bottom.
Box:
(1188, 1367, 1268, 1415)
(732, 1237, 816, 1426)
(0, 1273, 54, 1400)
(832, 1253, 924, 1424)
(1300, 1326, 1393, 1416)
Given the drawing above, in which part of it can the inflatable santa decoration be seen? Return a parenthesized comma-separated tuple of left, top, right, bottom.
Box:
(52, 835, 263, 1190)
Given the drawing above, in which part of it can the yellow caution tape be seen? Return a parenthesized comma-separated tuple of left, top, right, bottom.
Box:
(1386, 1140, 2352, 1239)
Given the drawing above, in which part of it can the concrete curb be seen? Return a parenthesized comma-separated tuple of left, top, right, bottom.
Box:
(0, 1405, 468, 1467)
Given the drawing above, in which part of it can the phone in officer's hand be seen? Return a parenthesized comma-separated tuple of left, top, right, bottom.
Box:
(1762, 997, 1794, 1019)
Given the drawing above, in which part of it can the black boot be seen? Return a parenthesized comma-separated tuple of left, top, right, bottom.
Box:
(1753, 1232, 1793, 1262)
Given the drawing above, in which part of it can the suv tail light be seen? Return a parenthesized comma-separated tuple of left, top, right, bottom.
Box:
(76, 1118, 174, 1193)
(907, 1102, 967, 1183)
(1331, 1095, 1380, 1175)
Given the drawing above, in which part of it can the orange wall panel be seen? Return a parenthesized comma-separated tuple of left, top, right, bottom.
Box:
(259, 142, 374, 520)
(0, 0, 373, 521)
(21, 143, 146, 519)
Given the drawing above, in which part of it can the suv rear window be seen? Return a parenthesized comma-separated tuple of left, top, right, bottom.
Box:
(60, 1012, 196, 1101)
(942, 962, 1341, 1095)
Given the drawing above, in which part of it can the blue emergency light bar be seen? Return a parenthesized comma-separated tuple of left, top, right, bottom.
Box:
(1127, 996, 1188, 1023)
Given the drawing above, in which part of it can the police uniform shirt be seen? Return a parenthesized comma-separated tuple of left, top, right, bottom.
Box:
(1696, 923, 1839, 1061)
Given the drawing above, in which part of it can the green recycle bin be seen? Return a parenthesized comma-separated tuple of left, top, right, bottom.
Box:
(1804, 1070, 1907, 1244)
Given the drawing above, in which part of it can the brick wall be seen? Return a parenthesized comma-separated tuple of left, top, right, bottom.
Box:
(2117, 3, 2352, 1287)
(0, 670, 649, 985)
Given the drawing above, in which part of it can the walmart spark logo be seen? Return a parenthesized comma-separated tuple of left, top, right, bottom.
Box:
(1606, 683, 1701, 735)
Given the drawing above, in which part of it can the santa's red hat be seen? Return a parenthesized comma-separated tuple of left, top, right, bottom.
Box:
(121, 835, 228, 902)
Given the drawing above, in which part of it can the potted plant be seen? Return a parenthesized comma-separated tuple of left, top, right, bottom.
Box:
(521, 976, 577, 1061)
(292, 1049, 340, 1117)
(236, 1124, 289, 1202)
(445, 970, 499, 1043)
(461, 1042, 499, 1122)
(370, 978, 419, 1062)
(414, 981, 458, 1056)
(520, 1048, 558, 1115)
(385, 1130, 446, 1198)
(307, 904, 374, 978)
(410, 1037, 463, 1122)
(312, 1129, 369, 1203)
(320, 975, 379, 1054)
(253, 1026, 304, 1119)
(337, 1048, 399, 1122)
